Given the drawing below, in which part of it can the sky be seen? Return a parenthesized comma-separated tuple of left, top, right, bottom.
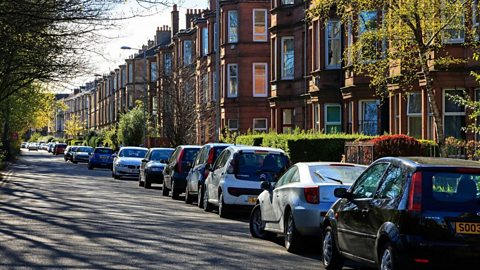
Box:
(70, 0, 209, 92)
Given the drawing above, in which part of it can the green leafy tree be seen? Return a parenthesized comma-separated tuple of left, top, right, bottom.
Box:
(310, 0, 473, 156)
(64, 114, 83, 139)
(118, 101, 146, 147)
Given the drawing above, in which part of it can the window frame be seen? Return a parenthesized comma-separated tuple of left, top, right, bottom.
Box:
(443, 89, 466, 139)
(281, 36, 294, 80)
(282, 108, 294, 133)
(324, 103, 342, 133)
(183, 40, 193, 65)
(253, 9, 268, 42)
(253, 63, 268, 97)
(407, 92, 422, 138)
(358, 99, 379, 135)
(325, 20, 342, 69)
(228, 10, 239, 43)
(227, 63, 238, 98)
(253, 118, 268, 132)
(228, 119, 239, 131)
(202, 27, 209, 56)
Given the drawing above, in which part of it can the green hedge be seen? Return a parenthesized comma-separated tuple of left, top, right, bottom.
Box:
(234, 132, 373, 163)
(67, 139, 84, 146)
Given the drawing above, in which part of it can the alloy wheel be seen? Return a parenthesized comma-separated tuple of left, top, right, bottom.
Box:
(323, 230, 333, 266)
(380, 247, 393, 270)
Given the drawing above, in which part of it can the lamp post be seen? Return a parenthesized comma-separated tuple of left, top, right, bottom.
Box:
(121, 46, 148, 147)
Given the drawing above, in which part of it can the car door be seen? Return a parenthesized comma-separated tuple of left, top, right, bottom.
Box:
(188, 147, 206, 192)
(164, 147, 180, 189)
(336, 162, 389, 259)
(274, 166, 300, 231)
(208, 150, 230, 203)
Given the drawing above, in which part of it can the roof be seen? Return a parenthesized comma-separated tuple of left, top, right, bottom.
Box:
(150, 147, 175, 151)
(120, 146, 149, 150)
(226, 145, 286, 154)
(295, 162, 367, 168)
(177, 145, 202, 149)
(382, 156, 480, 168)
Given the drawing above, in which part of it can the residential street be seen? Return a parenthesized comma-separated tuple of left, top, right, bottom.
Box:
(0, 150, 366, 270)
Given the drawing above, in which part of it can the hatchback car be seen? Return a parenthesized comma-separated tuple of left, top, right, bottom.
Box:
(64, 146, 78, 162)
(139, 147, 174, 188)
(72, 146, 94, 163)
(203, 146, 290, 218)
(322, 157, 480, 270)
(250, 162, 366, 252)
(112, 147, 148, 179)
(88, 147, 114, 170)
(185, 143, 232, 205)
(53, 143, 67, 155)
(163, 145, 201, 199)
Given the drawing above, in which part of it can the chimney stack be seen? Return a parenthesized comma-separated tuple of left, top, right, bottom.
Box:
(185, 9, 203, 29)
(171, 4, 179, 38)
(155, 25, 171, 46)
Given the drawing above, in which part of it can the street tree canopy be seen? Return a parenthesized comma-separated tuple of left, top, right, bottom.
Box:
(309, 0, 475, 155)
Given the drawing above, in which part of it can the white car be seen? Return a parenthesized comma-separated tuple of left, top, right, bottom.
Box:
(112, 147, 148, 179)
(72, 146, 94, 163)
(249, 162, 366, 252)
(203, 145, 290, 218)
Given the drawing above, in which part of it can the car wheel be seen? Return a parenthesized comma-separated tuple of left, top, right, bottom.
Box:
(379, 243, 399, 270)
(250, 204, 274, 239)
(197, 185, 204, 208)
(113, 170, 120, 179)
(144, 174, 151, 189)
(171, 180, 179, 199)
(218, 192, 229, 218)
(162, 181, 170, 196)
(322, 226, 344, 270)
(185, 187, 193, 204)
(88, 163, 94, 170)
(203, 185, 213, 212)
(284, 210, 302, 252)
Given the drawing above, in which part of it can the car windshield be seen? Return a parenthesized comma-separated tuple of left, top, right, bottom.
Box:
(237, 151, 289, 179)
(150, 149, 174, 161)
(77, 147, 93, 153)
(310, 165, 366, 184)
(95, 148, 113, 154)
(120, 149, 148, 158)
(70, 147, 78, 152)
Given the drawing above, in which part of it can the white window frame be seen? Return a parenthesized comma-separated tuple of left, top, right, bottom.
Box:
(253, 63, 268, 97)
(281, 36, 294, 80)
(443, 89, 466, 137)
(325, 20, 342, 69)
(324, 104, 342, 133)
(407, 92, 422, 138)
(253, 9, 268, 42)
(228, 10, 238, 43)
(228, 119, 239, 131)
(253, 118, 268, 132)
(227, 64, 238, 98)
(313, 103, 320, 131)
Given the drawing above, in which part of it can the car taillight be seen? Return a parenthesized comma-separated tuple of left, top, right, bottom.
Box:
(408, 172, 423, 212)
(304, 187, 319, 204)
(177, 149, 184, 173)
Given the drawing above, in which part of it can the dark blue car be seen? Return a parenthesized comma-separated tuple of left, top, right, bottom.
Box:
(88, 147, 114, 170)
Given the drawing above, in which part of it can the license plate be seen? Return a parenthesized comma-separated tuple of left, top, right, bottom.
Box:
(129, 169, 139, 173)
(456, 222, 480, 234)
(247, 196, 257, 204)
(100, 156, 108, 159)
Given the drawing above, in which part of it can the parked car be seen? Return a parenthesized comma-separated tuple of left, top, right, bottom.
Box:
(249, 162, 366, 252)
(28, 142, 39, 151)
(48, 143, 56, 153)
(53, 143, 67, 155)
(71, 146, 94, 163)
(321, 157, 480, 270)
(163, 145, 201, 199)
(88, 147, 115, 170)
(64, 146, 79, 162)
(21, 142, 28, 149)
(185, 143, 232, 205)
(139, 148, 175, 188)
(112, 146, 148, 179)
(203, 146, 290, 218)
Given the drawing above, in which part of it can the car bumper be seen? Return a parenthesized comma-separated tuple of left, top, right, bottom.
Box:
(291, 205, 329, 236)
(90, 160, 113, 168)
(116, 167, 140, 176)
(145, 171, 164, 184)
(75, 156, 90, 162)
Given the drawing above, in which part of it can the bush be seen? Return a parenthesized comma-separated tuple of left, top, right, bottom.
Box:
(29, 133, 41, 142)
(370, 134, 422, 160)
(418, 139, 439, 157)
(68, 139, 84, 146)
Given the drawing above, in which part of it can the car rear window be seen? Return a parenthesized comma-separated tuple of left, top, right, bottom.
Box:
(120, 149, 148, 158)
(95, 148, 113, 154)
(77, 147, 93, 153)
(151, 149, 174, 161)
(237, 151, 289, 181)
(423, 170, 480, 211)
(182, 148, 200, 162)
(310, 165, 366, 184)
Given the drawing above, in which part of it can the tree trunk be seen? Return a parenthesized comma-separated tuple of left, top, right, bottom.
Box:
(419, 51, 446, 157)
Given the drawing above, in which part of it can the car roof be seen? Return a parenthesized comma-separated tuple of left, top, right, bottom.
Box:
(177, 145, 201, 149)
(150, 147, 175, 151)
(379, 156, 480, 168)
(295, 162, 367, 168)
(120, 146, 148, 150)
(202, 143, 233, 148)
(226, 145, 286, 153)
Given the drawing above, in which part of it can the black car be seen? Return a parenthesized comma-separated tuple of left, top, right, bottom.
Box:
(322, 157, 480, 270)
(185, 143, 232, 205)
(139, 147, 175, 189)
(163, 145, 201, 199)
(64, 146, 79, 162)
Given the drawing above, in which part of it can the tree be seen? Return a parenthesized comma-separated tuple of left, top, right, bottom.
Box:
(309, 0, 472, 156)
(118, 101, 146, 146)
(64, 114, 83, 139)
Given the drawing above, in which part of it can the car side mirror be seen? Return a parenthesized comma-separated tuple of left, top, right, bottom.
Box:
(260, 181, 271, 190)
(334, 188, 351, 199)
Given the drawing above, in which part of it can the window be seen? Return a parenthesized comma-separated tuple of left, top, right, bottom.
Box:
(202, 27, 209, 56)
(150, 62, 157, 81)
(444, 3, 465, 43)
(359, 100, 379, 135)
(164, 53, 172, 75)
(121, 68, 126, 87)
(351, 163, 389, 199)
(282, 0, 294, 4)
(325, 104, 341, 133)
(272, 37, 277, 81)
(347, 18, 353, 64)
(253, 63, 268, 97)
(358, 11, 378, 61)
(281, 37, 294, 79)
(183, 40, 193, 65)
(474, 0, 480, 40)
(227, 64, 238, 98)
(407, 92, 422, 138)
(276, 166, 298, 187)
(253, 9, 267, 42)
(325, 20, 341, 69)
(313, 104, 320, 131)
(282, 109, 294, 133)
(213, 22, 218, 52)
(444, 89, 465, 139)
(128, 63, 133, 83)
(253, 118, 268, 132)
(228, 119, 239, 131)
(375, 166, 406, 202)
(228, 10, 238, 43)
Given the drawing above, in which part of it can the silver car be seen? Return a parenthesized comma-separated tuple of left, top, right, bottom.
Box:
(72, 146, 94, 163)
(112, 147, 148, 179)
(249, 162, 366, 252)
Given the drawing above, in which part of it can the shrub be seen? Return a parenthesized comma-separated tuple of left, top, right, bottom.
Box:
(418, 140, 439, 157)
(29, 133, 41, 142)
(370, 134, 422, 160)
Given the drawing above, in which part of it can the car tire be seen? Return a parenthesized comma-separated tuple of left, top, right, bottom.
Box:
(197, 185, 204, 208)
(203, 185, 213, 212)
(218, 192, 229, 218)
(379, 243, 399, 270)
(250, 204, 274, 239)
(113, 170, 120, 179)
(171, 180, 179, 199)
(88, 163, 94, 170)
(185, 187, 193, 204)
(322, 226, 344, 270)
(284, 210, 302, 253)
(162, 181, 170, 196)
(144, 174, 151, 189)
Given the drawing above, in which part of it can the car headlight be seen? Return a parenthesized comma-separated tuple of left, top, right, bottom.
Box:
(116, 163, 128, 168)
